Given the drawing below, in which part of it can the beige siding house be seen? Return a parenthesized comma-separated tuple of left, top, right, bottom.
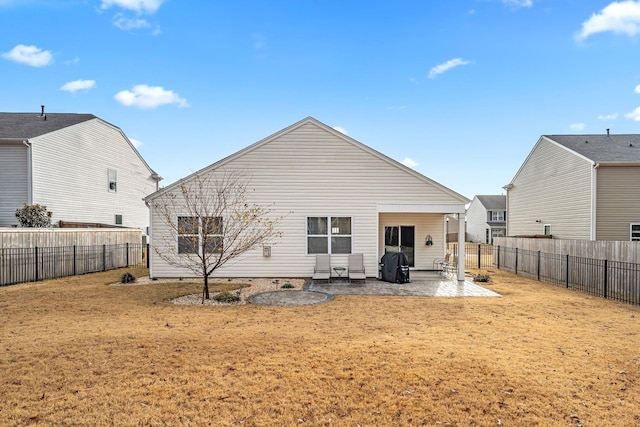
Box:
(0, 109, 161, 230)
(146, 117, 469, 280)
(504, 133, 640, 241)
(466, 195, 506, 243)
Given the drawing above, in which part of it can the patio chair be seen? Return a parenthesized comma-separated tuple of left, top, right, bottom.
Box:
(348, 253, 366, 284)
(433, 253, 452, 276)
(312, 254, 331, 283)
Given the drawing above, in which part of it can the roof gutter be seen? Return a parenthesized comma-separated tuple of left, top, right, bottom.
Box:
(22, 140, 33, 204)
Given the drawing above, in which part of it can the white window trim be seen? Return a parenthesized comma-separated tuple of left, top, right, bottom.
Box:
(306, 216, 353, 255)
(176, 215, 223, 255)
(108, 169, 117, 193)
(543, 224, 552, 236)
(630, 223, 640, 241)
(491, 211, 505, 221)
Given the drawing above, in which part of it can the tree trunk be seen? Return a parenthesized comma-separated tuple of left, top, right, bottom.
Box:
(202, 274, 210, 303)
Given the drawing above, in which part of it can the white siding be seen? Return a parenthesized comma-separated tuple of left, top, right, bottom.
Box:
(466, 197, 488, 243)
(508, 138, 593, 239)
(29, 119, 157, 230)
(0, 143, 29, 227)
(149, 121, 466, 278)
(596, 166, 640, 240)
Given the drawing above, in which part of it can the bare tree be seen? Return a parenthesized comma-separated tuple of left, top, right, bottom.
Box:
(151, 170, 283, 302)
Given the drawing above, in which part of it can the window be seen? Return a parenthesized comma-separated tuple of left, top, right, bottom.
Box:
(177, 216, 223, 254)
(307, 216, 352, 254)
(108, 169, 117, 193)
(631, 224, 640, 241)
(490, 211, 505, 221)
(544, 224, 552, 236)
(115, 214, 123, 225)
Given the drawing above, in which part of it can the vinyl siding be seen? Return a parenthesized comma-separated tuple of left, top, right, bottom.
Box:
(149, 121, 465, 278)
(29, 119, 157, 230)
(466, 198, 488, 243)
(508, 138, 593, 239)
(596, 166, 640, 240)
(0, 143, 29, 227)
(378, 213, 445, 269)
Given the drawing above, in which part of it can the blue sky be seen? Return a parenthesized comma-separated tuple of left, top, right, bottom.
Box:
(2, 0, 640, 200)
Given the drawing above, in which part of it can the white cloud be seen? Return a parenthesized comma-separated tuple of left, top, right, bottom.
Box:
(402, 157, 418, 168)
(60, 79, 97, 93)
(2, 44, 53, 67)
(129, 138, 143, 148)
(625, 106, 640, 120)
(598, 112, 619, 120)
(575, 1, 640, 40)
(100, 0, 163, 14)
(570, 123, 586, 131)
(428, 58, 471, 79)
(114, 84, 189, 109)
(502, 0, 533, 8)
(114, 16, 151, 30)
(635, 84, 640, 93)
(333, 126, 348, 135)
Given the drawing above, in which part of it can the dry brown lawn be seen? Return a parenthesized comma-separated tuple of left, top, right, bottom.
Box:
(1, 267, 639, 426)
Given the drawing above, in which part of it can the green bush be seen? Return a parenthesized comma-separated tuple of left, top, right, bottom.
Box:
(213, 291, 240, 303)
(121, 272, 137, 283)
(281, 282, 294, 289)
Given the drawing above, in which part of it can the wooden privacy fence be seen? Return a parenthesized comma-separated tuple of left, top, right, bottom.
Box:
(0, 243, 147, 287)
(0, 228, 142, 248)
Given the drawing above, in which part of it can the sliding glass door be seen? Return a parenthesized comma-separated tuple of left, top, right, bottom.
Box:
(384, 225, 415, 267)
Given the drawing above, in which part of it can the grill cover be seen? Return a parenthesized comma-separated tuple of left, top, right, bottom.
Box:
(380, 252, 410, 283)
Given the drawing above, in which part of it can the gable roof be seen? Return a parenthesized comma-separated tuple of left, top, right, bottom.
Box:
(148, 116, 469, 203)
(475, 195, 506, 210)
(545, 134, 640, 163)
(0, 112, 97, 140)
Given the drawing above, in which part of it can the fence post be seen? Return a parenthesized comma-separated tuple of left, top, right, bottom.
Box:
(566, 254, 570, 289)
(34, 246, 39, 282)
(73, 245, 77, 276)
(126, 242, 129, 268)
(515, 248, 518, 275)
(603, 259, 608, 299)
(497, 246, 500, 269)
(103, 244, 107, 272)
(146, 243, 150, 268)
(537, 251, 541, 281)
(477, 244, 481, 269)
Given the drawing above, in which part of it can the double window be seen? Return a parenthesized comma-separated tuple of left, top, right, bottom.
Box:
(490, 211, 505, 221)
(177, 216, 223, 254)
(631, 224, 640, 241)
(307, 216, 352, 254)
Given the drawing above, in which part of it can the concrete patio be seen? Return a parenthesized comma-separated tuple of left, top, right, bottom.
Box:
(247, 271, 501, 306)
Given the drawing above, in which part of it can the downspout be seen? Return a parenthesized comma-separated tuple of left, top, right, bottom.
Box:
(457, 212, 466, 282)
(22, 140, 33, 204)
(591, 163, 599, 241)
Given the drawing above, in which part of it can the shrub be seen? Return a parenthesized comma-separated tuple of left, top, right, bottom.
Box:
(213, 291, 240, 303)
(281, 282, 294, 289)
(15, 204, 52, 228)
(473, 273, 491, 283)
(121, 272, 137, 283)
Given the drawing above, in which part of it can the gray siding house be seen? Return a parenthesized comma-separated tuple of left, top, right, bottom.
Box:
(504, 133, 640, 241)
(0, 109, 161, 230)
(466, 195, 506, 243)
(146, 117, 470, 281)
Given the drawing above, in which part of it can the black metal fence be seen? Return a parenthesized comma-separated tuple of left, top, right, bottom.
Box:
(448, 242, 640, 306)
(0, 243, 147, 287)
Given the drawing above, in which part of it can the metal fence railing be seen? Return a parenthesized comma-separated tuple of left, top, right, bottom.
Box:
(0, 243, 147, 287)
(448, 242, 640, 306)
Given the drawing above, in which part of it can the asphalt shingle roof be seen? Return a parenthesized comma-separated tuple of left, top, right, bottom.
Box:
(546, 134, 640, 163)
(476, 195, 506, 210)
(0, 112, 97, 139)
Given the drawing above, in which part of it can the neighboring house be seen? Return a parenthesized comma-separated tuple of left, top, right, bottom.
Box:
(146, 117, 469, 280)
(0, 108, 161, 230)
(504, 133, 640, 240)
(466, 195, 506, 243)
